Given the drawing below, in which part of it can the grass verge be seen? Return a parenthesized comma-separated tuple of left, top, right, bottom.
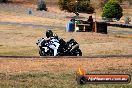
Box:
(0, 70, 132, 88)
(0, 58, 132, 88)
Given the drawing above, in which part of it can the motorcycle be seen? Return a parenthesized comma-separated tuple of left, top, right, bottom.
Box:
(36, 34, 82, 56)
(57, 38, 82, 56)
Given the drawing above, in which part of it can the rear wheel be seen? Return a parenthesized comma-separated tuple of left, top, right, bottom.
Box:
(70, 44, 82, 56)
(75, 49, 82, 56)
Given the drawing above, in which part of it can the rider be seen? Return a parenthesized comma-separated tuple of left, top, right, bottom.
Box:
(45, 30, 60, 56)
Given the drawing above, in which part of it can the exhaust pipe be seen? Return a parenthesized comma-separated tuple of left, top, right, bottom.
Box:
(70, 44, 79, 52)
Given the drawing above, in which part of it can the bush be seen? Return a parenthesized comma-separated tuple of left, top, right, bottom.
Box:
(58, 0, 94, 14)
(37, 0, 47, 11)
(102, 0, 123, 20)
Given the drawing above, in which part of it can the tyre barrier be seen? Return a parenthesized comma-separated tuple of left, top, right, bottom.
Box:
(107, 23, 132, 28)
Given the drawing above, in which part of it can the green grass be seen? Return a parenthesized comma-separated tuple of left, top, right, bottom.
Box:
(0, 50, 37, 56)
(0, 71, 131, 88)
(0, 48, 38, 56)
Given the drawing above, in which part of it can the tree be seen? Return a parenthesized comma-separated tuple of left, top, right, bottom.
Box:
(37, 0, 47, 11)
(100, 0, 109, 8)
(58, 0, 94, 14)
(102, 0, 123, 20)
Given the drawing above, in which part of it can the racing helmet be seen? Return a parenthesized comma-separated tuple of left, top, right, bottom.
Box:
(46, 30, 53, 38)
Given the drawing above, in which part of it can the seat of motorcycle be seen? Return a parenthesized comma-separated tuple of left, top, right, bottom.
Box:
(59, 38, 66, 45)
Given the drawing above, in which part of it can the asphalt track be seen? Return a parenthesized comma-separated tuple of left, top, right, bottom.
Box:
(0, 54, 132, 59)
(0, 22, 65, 29)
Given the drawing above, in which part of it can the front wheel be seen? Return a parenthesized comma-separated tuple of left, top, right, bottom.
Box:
(39, 48, 54, 56)
(39, 49, 46, 56)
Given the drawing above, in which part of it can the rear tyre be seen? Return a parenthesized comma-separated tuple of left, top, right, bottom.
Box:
(76, 49, 82, 56)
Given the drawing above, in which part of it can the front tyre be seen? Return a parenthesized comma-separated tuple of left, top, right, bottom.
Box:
(39, 49, 46, 56)
(39, 48, 54, 56)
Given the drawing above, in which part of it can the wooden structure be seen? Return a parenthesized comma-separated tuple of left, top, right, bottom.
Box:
(76, 24, 90, 32)
(75, 21, 107, 34)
